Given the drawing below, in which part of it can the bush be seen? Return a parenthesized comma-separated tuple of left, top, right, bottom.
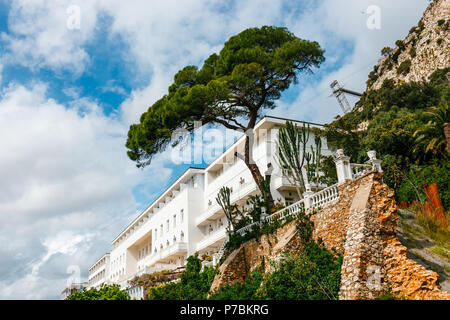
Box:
(147, 255, 217, 300)
(66, 284, 129, 300)
(211, 210, 342, 300)
(397, 59, 411, 75)
(396, 162, 450, 210)
(209, 269, 265, 300)
(210, 241, 343, 300)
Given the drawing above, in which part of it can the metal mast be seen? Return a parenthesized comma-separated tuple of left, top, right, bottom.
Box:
(330, 80, 363, 114)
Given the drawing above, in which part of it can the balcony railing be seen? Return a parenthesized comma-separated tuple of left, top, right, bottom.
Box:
(196, 226, 227, 251)
(196, 181, 257, 226)
(350, 163, 373, 179)
(147, 241, 188, 266)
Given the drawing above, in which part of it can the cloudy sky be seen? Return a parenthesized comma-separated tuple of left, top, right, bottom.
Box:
(0, 0, 429, 299)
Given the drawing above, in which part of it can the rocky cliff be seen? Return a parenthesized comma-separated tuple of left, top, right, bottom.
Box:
(366, 0, 449, 90)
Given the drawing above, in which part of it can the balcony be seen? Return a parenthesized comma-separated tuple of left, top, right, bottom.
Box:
(273, 175, 297, 191)
(196, 181, 258, 226)
(196, 227, 227, 252)
(147, 241, 188, 266)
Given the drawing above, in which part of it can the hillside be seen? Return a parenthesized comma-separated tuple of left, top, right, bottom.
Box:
(366, 0, 449, 90)
(322, 0, 449, 294)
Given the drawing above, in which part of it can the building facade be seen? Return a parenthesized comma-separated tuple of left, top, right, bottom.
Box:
(86, 116, 334, 294)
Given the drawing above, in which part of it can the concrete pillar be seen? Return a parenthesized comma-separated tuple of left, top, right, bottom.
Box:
(303, 183, 314, 210)
(334, 149, 352, 183)
(367, 150, 382, 172)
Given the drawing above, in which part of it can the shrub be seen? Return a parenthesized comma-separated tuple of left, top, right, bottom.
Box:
(66, 284, 129, 300)
(147, 255, 217, 300)
(381, 46, 393, 57)
(397, 59, 411, 75)
(396, 162, 450, 210)
(210, 241, 343, 300)
(209, 269, 265, 300)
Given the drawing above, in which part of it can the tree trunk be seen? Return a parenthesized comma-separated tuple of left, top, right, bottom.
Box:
(243, 134, 274, 207)
(444, 123, 450, 153)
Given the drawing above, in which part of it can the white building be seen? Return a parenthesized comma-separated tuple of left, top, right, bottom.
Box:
(87, 253, 110, 289)
(86, 116, 334, 294)
(61, 282, 87, 300)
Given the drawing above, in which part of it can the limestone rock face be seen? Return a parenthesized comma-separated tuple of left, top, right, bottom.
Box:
(367, 0, 450, 91)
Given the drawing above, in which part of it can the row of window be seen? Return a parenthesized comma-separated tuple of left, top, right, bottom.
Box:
(111, 253, 126, 272)
(154, 232, 185, 253)
(154, 209, 184, 241)
(138, 244, 152, 260)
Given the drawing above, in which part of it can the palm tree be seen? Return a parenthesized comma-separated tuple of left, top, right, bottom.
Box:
(413, 103, 449, 159)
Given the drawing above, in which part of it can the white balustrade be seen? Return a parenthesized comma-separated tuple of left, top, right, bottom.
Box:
(350, 163, 372, 179)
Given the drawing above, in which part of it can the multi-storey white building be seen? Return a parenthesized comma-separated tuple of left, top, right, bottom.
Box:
(87, 253, 110, 289)
(86, 116, 334, 293)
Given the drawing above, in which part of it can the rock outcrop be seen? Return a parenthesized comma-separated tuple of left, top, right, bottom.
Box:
(367, 0, 449, 90)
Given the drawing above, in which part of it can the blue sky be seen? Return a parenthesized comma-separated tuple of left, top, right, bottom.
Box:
(0, 0, 429, 299)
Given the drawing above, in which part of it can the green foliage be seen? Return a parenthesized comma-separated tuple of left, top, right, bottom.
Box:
(396, 162, 450, 210)
(210, 242, 342, 300)
(409, 46, 417, 58)
(224, 208, 305, 260)
(216, 186, 243, 231)
(276, 121, 311, 197)
(66, 284, 129, 300)
(317, 155, 338, 186)
(362, 107, 424, 160)
(260, 242, 342, 300)
(305, 135, 323, 186)
(376, 291, 405, 300)
(413, 102, 449, 159)
(209, 269, 265, 300)
(147, 255, 217, 300)
(326, 67, 450, 214)
(381, 46, 393, 57)
(397, 59, 411, 75)
(211, 209, 342, 300)
(126, 26, 325, 169)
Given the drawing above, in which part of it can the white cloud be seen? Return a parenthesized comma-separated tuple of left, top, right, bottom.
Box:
(0, 83, 173, 299)
(1, 0, 99, 75)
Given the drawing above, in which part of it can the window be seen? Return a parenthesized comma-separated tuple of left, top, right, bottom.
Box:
(173, 215, 176, 228)
(160, 224, 163, 235)
(155, 229, 157, 240)
(166, 219, 169, 232)
(181, 210, 184, 222)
